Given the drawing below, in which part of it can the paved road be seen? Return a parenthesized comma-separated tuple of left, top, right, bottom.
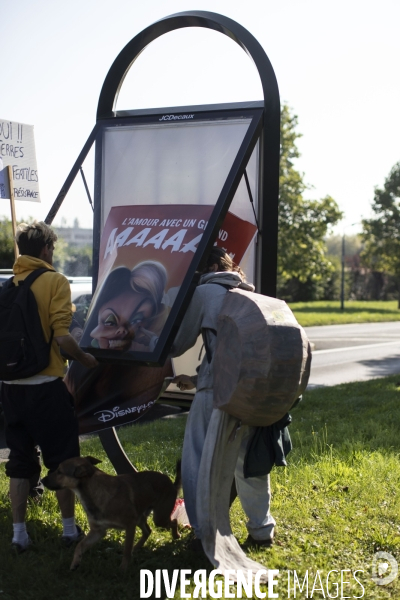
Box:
(305, 321, 400, 387)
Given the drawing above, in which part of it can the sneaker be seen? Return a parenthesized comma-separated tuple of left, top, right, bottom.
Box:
(244, 534, 274, 548)
(11, 535, 32, 554)
(61, 525, 84, 548)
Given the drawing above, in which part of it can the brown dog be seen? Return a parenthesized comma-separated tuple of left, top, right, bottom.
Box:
(42, 456, 181, 570)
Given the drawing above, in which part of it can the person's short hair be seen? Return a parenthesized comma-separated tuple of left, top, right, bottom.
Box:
(204, 246, 246, 278)
(15, 221, 58, 258)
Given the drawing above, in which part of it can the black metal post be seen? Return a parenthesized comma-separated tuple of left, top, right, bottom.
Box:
(45, 124, 99, 224)
(79, 167, 94, 211)
(98, 428, 137, 474)
(340, 233, 345, 310)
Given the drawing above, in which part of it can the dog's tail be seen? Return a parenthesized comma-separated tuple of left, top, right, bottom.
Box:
(174, 459, 182, 492)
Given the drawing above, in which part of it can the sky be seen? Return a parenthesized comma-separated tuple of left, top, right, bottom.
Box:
(1, 0, 400, 236)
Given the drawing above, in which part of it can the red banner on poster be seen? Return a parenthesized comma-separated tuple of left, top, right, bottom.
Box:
(99, 204, 257, 285)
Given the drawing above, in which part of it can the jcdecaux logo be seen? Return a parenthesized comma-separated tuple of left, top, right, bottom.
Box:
(159, 114, 195, 121)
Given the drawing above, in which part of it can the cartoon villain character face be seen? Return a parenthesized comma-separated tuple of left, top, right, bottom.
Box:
(90, 290, 154, 352)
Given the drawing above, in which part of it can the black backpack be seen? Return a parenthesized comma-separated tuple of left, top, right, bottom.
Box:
(0, 268, 54, 380)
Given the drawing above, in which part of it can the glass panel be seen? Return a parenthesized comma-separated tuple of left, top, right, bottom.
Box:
(101, 118, 251, 227)
(78, 114, 257, 362)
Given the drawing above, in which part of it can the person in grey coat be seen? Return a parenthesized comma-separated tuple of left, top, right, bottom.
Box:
(170, 247, 275, 549)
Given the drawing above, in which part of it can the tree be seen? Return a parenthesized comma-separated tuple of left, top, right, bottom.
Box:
(51, 236, 70, 273)
(0, 217, 15, 268)
(63, 245, 92, 276)
(277, 105, 343, 301)
(361, 162, 400, 305)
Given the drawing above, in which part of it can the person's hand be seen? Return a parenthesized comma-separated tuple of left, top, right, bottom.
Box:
(55, 334, 99, 368)
(80, 353, 99, 369)
(172, 374, 196, 391)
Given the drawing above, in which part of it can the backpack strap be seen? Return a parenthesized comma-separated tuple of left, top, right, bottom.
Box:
(201, 282, 234, 364)
(1, 267, 51, 292)
(19, 267, 52, 288)
(201, 327, 217, 364)
(18, 268, 54, 344)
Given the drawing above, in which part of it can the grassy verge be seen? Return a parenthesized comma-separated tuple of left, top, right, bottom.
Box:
(1, 376, 400, 599)
(289, 300, 400, 326)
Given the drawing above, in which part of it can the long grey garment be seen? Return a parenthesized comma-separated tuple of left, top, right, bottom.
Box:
(171, 271, 272, 577)
(180, 387, 274, 540)
(197, 408, 269, 582)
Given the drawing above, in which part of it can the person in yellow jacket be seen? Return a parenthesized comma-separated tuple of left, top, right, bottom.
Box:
(0, 221, 98, 553)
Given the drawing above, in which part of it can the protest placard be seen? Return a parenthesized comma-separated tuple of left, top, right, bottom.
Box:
(0, 119, 40, 202)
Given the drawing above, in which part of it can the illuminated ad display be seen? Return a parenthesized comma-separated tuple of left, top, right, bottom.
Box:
(84, 108, 262, 366)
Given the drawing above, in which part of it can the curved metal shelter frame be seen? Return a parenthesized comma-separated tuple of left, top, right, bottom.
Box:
(97, 10, 280, 297)
(45, 11, 280, 475)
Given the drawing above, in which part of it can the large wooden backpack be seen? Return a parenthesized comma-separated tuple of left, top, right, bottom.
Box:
(212, 288, 311, 426)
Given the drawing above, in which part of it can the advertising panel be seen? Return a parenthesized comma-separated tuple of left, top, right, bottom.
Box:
(64, 107, 262, 433)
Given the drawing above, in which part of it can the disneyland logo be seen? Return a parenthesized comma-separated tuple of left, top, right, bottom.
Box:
(159, 114, 195, 121)
(94, 400, 157, 423)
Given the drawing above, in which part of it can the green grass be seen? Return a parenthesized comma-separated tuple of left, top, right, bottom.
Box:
(1, 377, 400, 598)
(289, 300, 400, 326)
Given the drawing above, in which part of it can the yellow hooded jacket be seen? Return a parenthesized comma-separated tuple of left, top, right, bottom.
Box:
(13, 255, 72, 378)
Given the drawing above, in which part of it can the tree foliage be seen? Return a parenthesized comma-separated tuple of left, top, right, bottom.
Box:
(277, 105, 343, 300)
(0, 217, 92, 275)
(62, 244, 93, 276)
(0, 218, 16, 268)
(361, 162, 400, 277)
